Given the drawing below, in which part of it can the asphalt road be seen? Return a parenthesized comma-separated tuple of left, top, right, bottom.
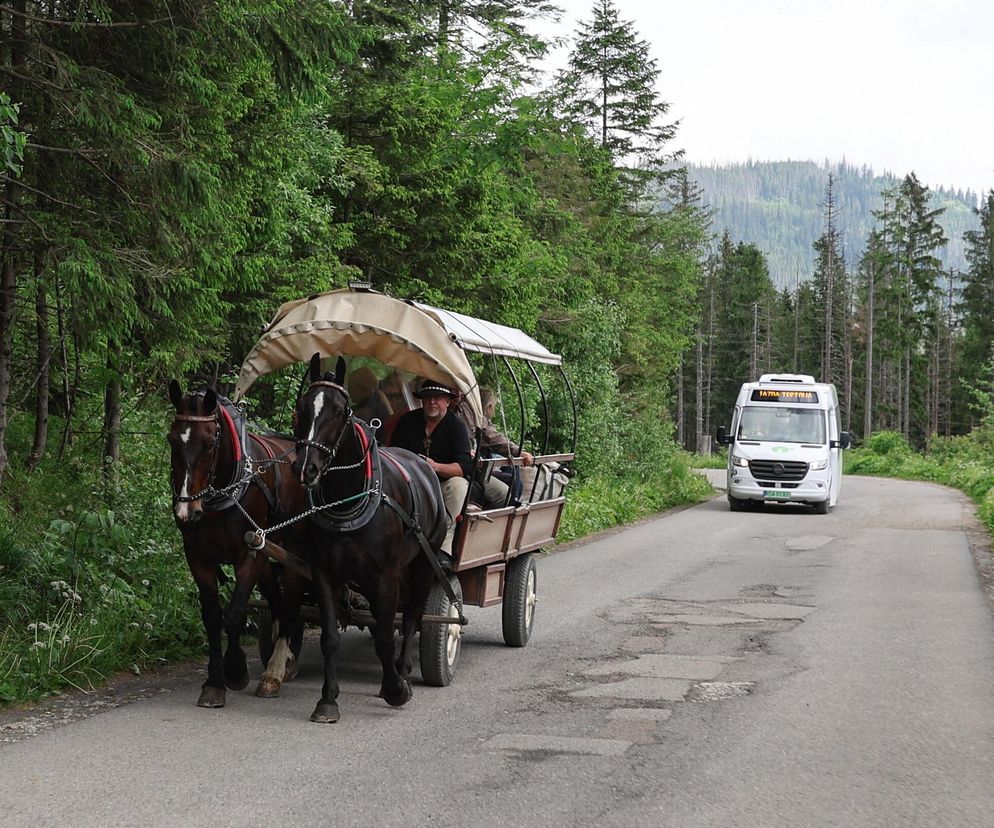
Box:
(3, 473, 994, 827)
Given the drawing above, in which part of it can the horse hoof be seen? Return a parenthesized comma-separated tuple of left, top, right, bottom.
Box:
(310, 702, 340, 723)
(197, 687, 226, 708)
(225, 671, 250, 691)
(282, 656, 298, 683)
(255, 677, 281, 698)
(382, 679, 412, 708)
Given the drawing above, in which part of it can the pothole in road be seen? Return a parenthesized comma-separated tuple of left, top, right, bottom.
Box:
(688, 681, 755, 702)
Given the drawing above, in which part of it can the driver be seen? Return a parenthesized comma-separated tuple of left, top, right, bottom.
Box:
(389, 380, 472, 558)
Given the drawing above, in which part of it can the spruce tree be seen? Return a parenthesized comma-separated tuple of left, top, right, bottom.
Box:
(954, 190, 994, 428)
(555, 0, 677, 195)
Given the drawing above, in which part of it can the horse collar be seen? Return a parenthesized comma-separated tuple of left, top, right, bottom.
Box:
(308, 423, 383, 533)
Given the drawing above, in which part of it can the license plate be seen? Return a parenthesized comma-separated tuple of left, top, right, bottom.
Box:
(763, 490, 791, 500)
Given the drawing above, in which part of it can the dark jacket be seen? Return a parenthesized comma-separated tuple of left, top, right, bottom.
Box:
(390, 409, 473, 479)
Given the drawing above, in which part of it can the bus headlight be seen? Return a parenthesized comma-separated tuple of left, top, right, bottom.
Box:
(809, 458, 828, 470)
(731, 454, 749, 468)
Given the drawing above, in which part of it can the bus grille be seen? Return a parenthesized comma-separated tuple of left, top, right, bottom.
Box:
(749, 459, 808, 481)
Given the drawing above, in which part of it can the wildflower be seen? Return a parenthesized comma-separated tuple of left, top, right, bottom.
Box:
(32, 641, 47, 649)
(59, 634, 71, 644)
(27, 622, 37, 632)
(89, 618, 98, 626)
(38, 622, 50, 632)
(141, 579, 150, 588)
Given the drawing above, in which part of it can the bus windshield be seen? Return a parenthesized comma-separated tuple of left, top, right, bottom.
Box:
(738, 406, 826, 444)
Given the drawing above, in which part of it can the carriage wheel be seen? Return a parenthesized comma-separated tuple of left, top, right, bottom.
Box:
(502, 553, 537, 647)
(419, 575, 463, 687)
(256, 608, 304, 667)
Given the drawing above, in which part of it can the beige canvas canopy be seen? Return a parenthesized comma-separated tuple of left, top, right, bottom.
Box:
(234, 289, 562, 422)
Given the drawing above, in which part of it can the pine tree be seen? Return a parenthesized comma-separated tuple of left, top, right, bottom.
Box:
(555, 0, 677, 196)
(954, 189, 994, 428)
(870, 174, 947, 441)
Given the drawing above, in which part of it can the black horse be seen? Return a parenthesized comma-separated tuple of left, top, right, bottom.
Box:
(290, 354, 447, 723)
(168, 381, 308, 707)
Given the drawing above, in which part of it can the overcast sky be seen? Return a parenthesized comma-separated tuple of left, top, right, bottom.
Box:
(535, 0, 994, 197)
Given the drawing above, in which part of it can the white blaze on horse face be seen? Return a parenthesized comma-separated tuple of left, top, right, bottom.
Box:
(307, 392, 325, 443)
(180, 426, 191, 445)
(175, 471, 191, 521)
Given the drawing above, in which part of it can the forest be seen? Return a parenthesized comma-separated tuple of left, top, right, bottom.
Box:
(687, 160, 981, 289)
(1, 0, 993, 703)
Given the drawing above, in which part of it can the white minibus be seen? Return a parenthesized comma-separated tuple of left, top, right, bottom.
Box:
(715, 374, 850, 513)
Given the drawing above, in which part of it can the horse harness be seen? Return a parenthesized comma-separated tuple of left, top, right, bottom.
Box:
(171, 397, 286, 517)
(297, 380, 465, 619)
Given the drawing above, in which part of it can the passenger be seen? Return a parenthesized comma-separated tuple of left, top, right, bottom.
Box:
(454, 387, 534, 508)
(380, 370, 413, 414)
(348, 366, 393, 429)
(389, 380, 472, 557)
(378, 371, 414, 444)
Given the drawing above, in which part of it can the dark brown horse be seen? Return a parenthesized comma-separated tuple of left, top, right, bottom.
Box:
(289, 355, 447, 723)
(167, 381, 309, 707)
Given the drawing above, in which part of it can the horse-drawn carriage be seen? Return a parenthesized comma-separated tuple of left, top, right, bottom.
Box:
(169, 284, 575, 720)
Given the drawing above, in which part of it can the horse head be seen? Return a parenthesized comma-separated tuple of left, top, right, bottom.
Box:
(293, 354, 352, 488)
(168, 379, 220, 524)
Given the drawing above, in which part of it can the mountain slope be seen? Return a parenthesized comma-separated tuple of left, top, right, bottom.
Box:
(686, 160, 981, 289)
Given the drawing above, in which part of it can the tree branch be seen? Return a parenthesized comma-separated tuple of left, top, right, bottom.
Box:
(0, 4, 172, 28)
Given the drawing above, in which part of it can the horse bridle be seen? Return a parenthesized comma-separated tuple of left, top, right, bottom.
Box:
(170, 410, 222, 503)
(296, 381, 356, 469)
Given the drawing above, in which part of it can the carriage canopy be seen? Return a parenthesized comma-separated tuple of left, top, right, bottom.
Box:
(233, 288, 562, 422)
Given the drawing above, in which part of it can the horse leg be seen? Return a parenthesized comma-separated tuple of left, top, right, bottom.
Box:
(310, 565, 342, 723)
(221, 554, 260, 691)
(254, 561, 292, 698)
(255, 570, 304, 699)
(187, 556, 227, 708)
(372, 577, 410, 707)
(396, 557, 433, 688)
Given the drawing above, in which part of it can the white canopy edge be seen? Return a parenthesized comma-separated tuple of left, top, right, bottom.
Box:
(234, 290, 564, 423)
(233, 290, 485, 416)
(412, 302, 563, 366)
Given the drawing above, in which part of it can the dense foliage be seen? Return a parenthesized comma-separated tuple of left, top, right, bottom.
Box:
(0, 0, 713, 704)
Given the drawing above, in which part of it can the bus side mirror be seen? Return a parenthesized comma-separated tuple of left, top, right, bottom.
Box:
(716, 426, 732, 445)
(831, 432, 851, 449)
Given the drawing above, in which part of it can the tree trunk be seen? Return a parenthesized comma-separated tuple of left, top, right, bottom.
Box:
(26, 261, 49, 470)
(750, 302, 758, 378)
(675, 355, 684, 449)
(102, 346, 121, 487)
(0, 246, 16, 479)
(0, 0, 26, 479)
(695, 335, 706, 453)
(56, 280, 77, 458)
(902, 348, 911, 440)
(704, 285, 714, 434)
(863, 264, 874, 439)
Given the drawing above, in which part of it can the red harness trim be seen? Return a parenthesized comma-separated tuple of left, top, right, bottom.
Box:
(354, 423, 373, 479)
(218, 406, 241, 462)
